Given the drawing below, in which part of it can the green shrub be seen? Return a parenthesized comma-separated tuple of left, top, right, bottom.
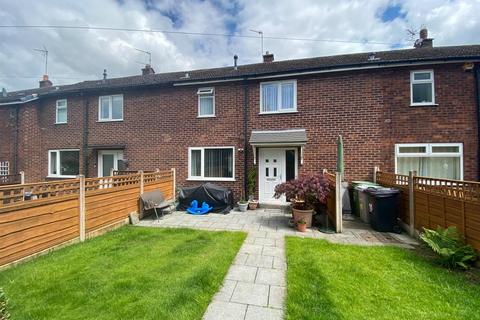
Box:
(420, 226, 477, 270)
(0, 288, 10, 320)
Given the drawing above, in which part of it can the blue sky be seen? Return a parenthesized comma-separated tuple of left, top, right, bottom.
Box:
(0, 0, 479, 91)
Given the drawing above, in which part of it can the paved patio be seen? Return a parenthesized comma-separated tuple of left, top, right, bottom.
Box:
(137, 208, 418, 320)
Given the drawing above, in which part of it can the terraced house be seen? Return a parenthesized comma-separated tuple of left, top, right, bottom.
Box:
(1, 33, 480, 203)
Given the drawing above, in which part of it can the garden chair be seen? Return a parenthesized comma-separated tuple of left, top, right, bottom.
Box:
(140, 190, 175, 220)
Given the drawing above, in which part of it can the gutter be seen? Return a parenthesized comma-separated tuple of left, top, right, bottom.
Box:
(475, 65, 480, 180)
(0, 96, 39, 106)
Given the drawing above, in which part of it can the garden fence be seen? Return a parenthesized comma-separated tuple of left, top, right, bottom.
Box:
(0, 169, 175, 268)
(323, 170, 343, 233)
(376, 170, 480, 251)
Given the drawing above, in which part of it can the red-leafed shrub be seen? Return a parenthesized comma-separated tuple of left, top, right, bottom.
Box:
(274, 174, 330, 210)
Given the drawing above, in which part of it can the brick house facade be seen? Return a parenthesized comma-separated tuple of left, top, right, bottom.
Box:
(1, 44, 479, 202)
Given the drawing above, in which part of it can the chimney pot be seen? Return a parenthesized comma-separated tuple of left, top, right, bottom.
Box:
(234, 55, 238, 70)
(142, 64, 155, 75)
(414, 28, 433, 48)
(103, 69, 107, 80)
(39, 74, 52, 88)
(419, 28, 428, 39)
(263, 51, 274, 63)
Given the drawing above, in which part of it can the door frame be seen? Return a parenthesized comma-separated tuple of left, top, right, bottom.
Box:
(258, 147, 298, 203)
(97, 150, 124, 177)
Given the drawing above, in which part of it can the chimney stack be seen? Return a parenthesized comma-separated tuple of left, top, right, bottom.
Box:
(234, 55, 238, 70)
(263, 51, 274, 63)
(414, 28, 433, 48)
(39, 74, 52, 88)
(142, 64, 155, 76)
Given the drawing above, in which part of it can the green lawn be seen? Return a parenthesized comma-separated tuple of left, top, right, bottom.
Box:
(0, 226, 246, 320)
(285, 237, 480, 320)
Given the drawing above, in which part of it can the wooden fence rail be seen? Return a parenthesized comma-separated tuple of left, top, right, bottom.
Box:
(0, 169, 175, 268)
(376, 171, 480, 251)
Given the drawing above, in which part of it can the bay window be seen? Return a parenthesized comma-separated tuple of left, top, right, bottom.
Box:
(48, 150, 80, 178)
(188, 147, 234, 181)
(260, 80, 296, 113)
(395, 143, 463, 179)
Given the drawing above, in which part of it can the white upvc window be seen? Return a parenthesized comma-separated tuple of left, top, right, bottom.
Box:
(197, 88, 215, 117)
(98, 94, 123, 121)
(188, 147, 235, 181)
(260, 80, 297, 114)
(410, 70, 435, 106)
(48, 149, 80, 178)
(395, 143, 463, 180)
(0, 161, 9, 176)
(56, 99, 67, 124)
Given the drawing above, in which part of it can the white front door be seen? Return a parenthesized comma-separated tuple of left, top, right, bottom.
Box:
(259, 148, 286, 203)
(97, 150, 124, 177)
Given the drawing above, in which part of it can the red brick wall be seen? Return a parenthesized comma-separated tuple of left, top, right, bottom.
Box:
(0, 106, 16, 173)
(12, 62, 479, 198)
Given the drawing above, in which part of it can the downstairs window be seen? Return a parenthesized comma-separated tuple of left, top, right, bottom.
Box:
(395, 143, 463, 179)
(188, 147, 234, 181)
(48, 150, 80, 178)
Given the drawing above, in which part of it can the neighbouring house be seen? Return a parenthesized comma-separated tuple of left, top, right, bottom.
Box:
(1, 30, 479, 204)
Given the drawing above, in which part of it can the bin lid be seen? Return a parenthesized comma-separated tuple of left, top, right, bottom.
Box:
(355, 184, 382, 191)
(364, 187, 400, 197)
(351, 181, 378, 187)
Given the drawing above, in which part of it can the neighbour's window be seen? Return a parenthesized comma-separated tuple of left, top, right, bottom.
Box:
(189, 147, 234, 180)
(260, 80, 296, 113)
(395, 143, 462, 179)
(48, 150, 80, 178)
(56, 99, 67, 124)
(0, 161, 9, 176)
(197, 88, 215, 117)
(99, 95, 123, 121)
(410, 70, 434, 105)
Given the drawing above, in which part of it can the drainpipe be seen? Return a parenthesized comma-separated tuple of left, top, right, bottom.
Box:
(243, 80, 249, 198)
(82, 95, 90, 177)
(13, 105, 19, 174)
(475, 65, 480, 180)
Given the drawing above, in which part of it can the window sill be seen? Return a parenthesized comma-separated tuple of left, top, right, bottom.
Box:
(410, 103, 438, 107)
(47, 175, 78, 179)
(187, 178, 236, 182)
(97, 119, 124, 123)
(197, 115, 216, 118)
(259, 110, 298, 115)
(55, 122, 68, 125)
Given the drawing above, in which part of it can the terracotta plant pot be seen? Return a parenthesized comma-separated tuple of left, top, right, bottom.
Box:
(248, 200, 259, 210)
(297, 222, 307, 232)
(292, 208, 314, 227)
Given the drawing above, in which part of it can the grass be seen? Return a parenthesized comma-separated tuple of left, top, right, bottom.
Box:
(285, 237, 480, 320)
(0, 226, 246, 320)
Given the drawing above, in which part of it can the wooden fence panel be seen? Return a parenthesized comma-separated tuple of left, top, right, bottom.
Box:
(323, 171, 338, 231)
(376, 172, 410, 224)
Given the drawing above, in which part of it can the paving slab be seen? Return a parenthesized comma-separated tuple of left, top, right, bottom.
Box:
(245, 305, 284, 320)
(226, 265, 258, 283)
(203, 301, 247, 320)
(230, 282, 269, 306)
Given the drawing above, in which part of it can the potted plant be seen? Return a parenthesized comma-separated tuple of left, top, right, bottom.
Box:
(238, 199, 248, 212)
(247, 167, 259, 210)
(274, 174, 330, 228)
(297, 218, 307, 232)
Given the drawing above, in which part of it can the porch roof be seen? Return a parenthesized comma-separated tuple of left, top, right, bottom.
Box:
(249, 129, 307, 146)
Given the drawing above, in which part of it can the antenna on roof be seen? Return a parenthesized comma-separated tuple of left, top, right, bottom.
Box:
(250, 29, 264, 58)
(134, 48, 152, 66)
(33, 45, 48, 75)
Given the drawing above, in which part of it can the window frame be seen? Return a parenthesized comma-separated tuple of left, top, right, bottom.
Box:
(55, 99, 68, 124)
(48, 149, 80, 178)
(98, 94, 124, 122)
(197, 87, 215, 118)
(0, 161, 9, 176)
(188, 146, 235, 181)
(410, 70, 435, 106)
(394, 143, 463, 179)
(260, 80, 297, 114)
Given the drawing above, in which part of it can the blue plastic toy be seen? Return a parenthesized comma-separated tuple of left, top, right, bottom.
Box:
(187, 200, 212, 215)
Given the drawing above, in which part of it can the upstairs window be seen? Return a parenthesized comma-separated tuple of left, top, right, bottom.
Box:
(188, 147, 234, 181)
(56, 99, 67, 124)
(99, 95, 123, 121)
(197, 88, 215, 117)
(260, 80, 296, 113)
(48, 150, 80, 178)
(395, 143, 462, 180)
(0, 161, 9, 176)
(411, 70, 435, 106)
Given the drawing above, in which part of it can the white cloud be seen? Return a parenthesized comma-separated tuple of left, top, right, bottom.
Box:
(0, 0, 478, 91)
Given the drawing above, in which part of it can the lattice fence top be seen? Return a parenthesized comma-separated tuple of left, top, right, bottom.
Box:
(376, 172, 409, 188)
(85, 174, 141, 192)
(144, 170, 174, 185)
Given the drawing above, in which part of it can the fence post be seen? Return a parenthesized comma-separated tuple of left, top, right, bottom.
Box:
(373, 166, 380, 183)
(171, 168, 176, 200)
(78, 175, 86, 242)
(139, 170, 144, 194)
(408, 171, 415, 237)
(335, 172, 343, 233)
(20, 171, 25, 184)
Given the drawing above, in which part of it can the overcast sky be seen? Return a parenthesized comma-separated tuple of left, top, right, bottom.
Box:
(1, 0, 479, 91)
